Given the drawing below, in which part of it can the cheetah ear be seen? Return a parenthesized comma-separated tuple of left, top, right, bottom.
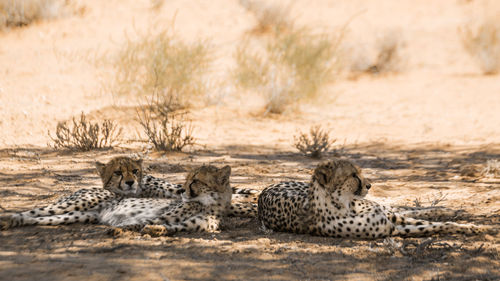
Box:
(217, 165, 231, 187)
(314, 165, 332, 187)
(95, 161, 106, 176)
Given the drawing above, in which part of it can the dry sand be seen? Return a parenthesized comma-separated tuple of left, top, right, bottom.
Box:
(0, 0, 499, 280)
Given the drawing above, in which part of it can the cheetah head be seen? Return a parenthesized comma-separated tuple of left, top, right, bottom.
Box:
(95, 156, 143, 196)
(182, 165, 232, 207)
(312, 158, 371, 198)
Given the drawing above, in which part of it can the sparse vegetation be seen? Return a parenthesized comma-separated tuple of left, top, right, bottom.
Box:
(239, 0, 292, 35)
(0, 0, 66, 29)
(113, 29, 213, 108)
(294, 125, 335, 158)
(49, 112, 122, 151)
(377, 238, 466, 258)
(461, 17, 500, 75)
(234, 26, 341, 114)
(350, 31, 404, 75)
(137, 97, 195, 152)
(413, 192, 447, 208)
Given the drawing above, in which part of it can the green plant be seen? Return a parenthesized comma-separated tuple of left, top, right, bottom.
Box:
(293, 125, 335, 158)
(113, 29, 212, 108)
(49, 112, 122, 151)
(461, 18, 500, 75)
(234, 27, 341, 114)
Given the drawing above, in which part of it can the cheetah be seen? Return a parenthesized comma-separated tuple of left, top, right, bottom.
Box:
(104, 164, 233, 236)
(0, 156, 256, 230)
(258, 158, 496, 238)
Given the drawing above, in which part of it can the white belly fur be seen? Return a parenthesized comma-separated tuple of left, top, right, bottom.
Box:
(99, 198, 174, 227)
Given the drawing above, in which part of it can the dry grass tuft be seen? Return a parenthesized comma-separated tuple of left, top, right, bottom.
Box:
(369, 32, 404, 74)
(349, 31, 404, 75)
(461, 17, 500, 75)
(150, 0, 165, 11)
(239, 0, 292, 35)
(0, 0, 66, 29)
(49, 112, 123, 151)
(294, 125, 335, 158)
(234, 26, 341, 114)
(137, 97, 195, 152)
(482, 159, 500, 178)
(371, 237, 474, 260)
(413, 192, 447, 208)
(112, 29, 213, 108)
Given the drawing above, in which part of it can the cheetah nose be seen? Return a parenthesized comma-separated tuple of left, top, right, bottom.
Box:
(125, 181, 135, 187)
(366, 183, 371, 190)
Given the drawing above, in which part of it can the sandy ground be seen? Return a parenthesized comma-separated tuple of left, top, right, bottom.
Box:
(0, 0, 499, 280)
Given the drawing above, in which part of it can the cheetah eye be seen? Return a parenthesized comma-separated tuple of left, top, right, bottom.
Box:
(114, 171, 123, 176)
(132, 169, 139, 174)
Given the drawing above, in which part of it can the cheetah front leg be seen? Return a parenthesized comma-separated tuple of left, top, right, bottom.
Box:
(1, 211, 99, 229)
(141, 215, 222, 237)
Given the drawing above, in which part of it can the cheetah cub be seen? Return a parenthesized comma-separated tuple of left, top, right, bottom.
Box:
(104, 165, 232, 236)
(258, 158, 496, 238)
(0, 156, 255, 230)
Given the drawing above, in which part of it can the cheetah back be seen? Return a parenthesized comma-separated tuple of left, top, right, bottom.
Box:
(258, 181, 310, 233)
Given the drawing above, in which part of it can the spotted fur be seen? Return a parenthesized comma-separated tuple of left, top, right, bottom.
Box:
(258, 158, 496, 238)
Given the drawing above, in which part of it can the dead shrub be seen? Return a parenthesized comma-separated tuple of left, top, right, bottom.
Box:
(239, 0, 292, 35)
(379, 238, 462, 258)
(49, 112, 123, 151)
(461, 17, 500, 74)
(294, 125, 335, 158)
(234, 26, 342, 114)
(150, 0, 165, 11)
(349, 31, 404, 75)
(369, 32, 404, 73)
(413, 192, 447, 208)
(0, 0, 66, 29)
(112, 29, 213, 108)
(137, 97, 195, 152)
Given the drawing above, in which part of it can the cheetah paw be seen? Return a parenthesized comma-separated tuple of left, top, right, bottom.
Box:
(106, 227, 125, 237)
(141, 225, 172, 237)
